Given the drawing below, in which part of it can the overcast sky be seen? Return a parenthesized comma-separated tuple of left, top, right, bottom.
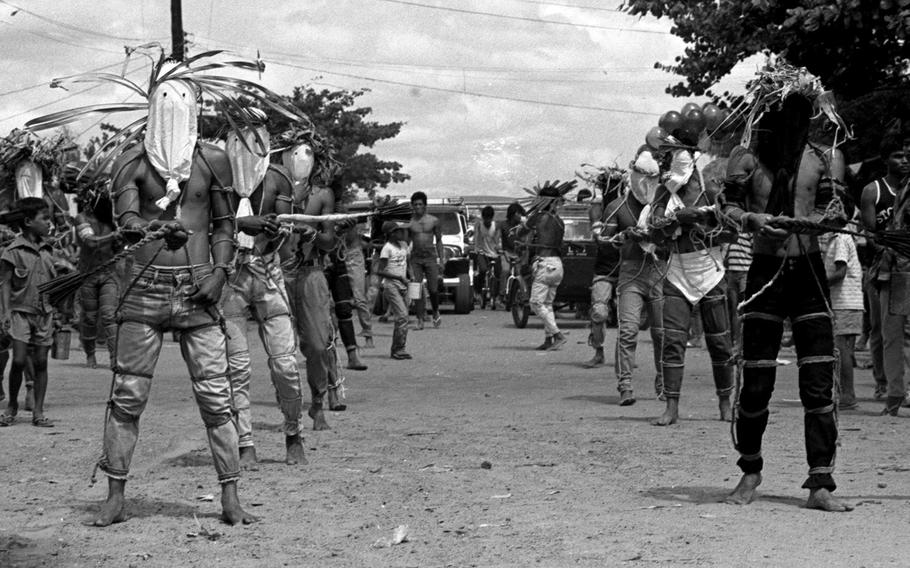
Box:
(0, 0, 758, 197)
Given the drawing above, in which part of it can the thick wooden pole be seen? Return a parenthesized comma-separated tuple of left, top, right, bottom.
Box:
(170, 0, 185, 61)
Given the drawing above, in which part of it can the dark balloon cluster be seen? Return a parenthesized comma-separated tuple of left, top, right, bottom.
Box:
(645, 102, 730, 150)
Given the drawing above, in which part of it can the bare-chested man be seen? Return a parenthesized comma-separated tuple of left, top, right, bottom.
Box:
(279, 138, 340, 431)
(74, 187, 120, 368)
(95, 138, 254, 525)
(409, 191, 444, 329)
(649, 152, 735, 426)
(599, 150, 665, 404)
(222, 117, 307, 469)
(723, 92, 851, 512)
(519, 185, 567, 350)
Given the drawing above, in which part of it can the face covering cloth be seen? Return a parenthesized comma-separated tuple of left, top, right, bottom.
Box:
(15, 160, 43, 199)
(227, 126, 270, 250)
(144, 78, 199, 216)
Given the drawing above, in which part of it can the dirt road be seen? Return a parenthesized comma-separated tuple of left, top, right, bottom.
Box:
(0, 309, 907, 567)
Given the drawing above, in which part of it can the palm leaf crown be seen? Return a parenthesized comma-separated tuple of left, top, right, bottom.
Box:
(26, 45, 312, 182)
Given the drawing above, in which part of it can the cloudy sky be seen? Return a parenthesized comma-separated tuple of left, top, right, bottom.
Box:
(0, 0, 758, 197)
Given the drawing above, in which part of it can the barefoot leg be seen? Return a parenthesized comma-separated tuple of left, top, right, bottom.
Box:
(806, 488, 853, 512)
(651, 398, 679, 426)
(220, 481, 258, 525)
(285, 434, 307, 465)
(92, 478, 128, 527)
(719, 396, 733, 422)
(309, 405, 330, 431)
(239, 446, 259, 471)
(725, 473, 762, 505)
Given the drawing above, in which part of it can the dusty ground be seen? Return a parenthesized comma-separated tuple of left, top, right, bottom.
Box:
(0, 308, 908, 567)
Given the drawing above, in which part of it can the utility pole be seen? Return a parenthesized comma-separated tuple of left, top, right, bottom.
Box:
(170, 0, 185, 61)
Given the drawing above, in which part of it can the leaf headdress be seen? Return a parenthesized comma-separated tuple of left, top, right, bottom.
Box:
(25, 45, 310, 183)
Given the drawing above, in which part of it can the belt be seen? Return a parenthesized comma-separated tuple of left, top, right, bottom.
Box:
(133, 263, 211, 284)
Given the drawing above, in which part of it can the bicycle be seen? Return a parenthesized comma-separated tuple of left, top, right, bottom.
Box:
(504, 254, 531, 328)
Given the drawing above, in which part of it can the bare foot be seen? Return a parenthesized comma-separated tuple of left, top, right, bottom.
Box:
(91, 481, 127, 527)
(239, 446, 259, 471)
(805, 488, 853, 512)
(719, 396, 733, 422)
(220, 482, 258, 525)
(651, 399, 679, 426)
(725, 473, 762, 505)
(309, 405, 330, 431)
(285, 435, 307, 465)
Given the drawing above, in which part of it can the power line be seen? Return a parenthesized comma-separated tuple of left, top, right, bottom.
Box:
(375, 0, 670, 35)
(0, 60, 125, 99)
(268, 58, 660, 116)
(195, 35, 657, 75)
(0, 19, 125, 55)
(502, 0, 625, 13)
(1, 62, 150, 125)
(0, 0, 148, 42)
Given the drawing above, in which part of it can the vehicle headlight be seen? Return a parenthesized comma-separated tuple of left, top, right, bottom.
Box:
(443, 245, 461, 262)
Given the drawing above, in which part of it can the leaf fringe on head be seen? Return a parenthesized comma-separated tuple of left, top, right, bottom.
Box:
(25, 44, 309, 183)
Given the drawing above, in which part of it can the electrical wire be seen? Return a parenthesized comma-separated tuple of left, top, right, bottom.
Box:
(0, 19, 125, 55)
(375, 0, 670, 35)
(0, 0, 148, 42)
(0, 60, 125, 99)
(500, 0, 625, 13)
(267, 58, 660, 116)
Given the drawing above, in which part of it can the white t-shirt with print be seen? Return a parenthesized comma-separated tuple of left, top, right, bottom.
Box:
(380, 240, 410, 288)
(820, 233, 863, 311)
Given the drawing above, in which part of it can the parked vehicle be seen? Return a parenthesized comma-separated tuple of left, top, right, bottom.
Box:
(508, 203, 596, 328)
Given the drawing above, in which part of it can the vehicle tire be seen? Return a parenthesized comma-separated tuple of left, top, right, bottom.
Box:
(509, 279, 531, 328)
(454, 273, 473, 314)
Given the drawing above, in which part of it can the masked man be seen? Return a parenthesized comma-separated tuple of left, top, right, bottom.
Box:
(723, 80, 850, 512)
(221, 109, 307, 469)
(74, 184, 121, 369)
(649, 149, 735, 426)
(599, 150, 665, 405)
(277, 129, 343, 431)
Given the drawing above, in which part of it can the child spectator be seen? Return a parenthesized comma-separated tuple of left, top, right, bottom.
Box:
(0, 198, 57, 427)
(377, 221, 412, 360)
(820, 231, 864, 410)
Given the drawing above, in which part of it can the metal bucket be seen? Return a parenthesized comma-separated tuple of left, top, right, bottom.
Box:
(52, 327, 71, 360)
(407, 282, 423, 301)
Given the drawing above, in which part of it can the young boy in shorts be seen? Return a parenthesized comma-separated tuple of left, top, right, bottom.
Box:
(0, 198, 57, 427)
(820, 231, 863, 410)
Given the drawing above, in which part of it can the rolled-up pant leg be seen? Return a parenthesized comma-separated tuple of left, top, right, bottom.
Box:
(589, 277, 612, 349)
(251, 266, 303, 439)
(224, 315, 254, 448)
(700, 280, 735, 397)
(180, 322, 241, 484)
(530, 257, 563, 337)
(660, 279, 691, 399)
(99, 319, 163, 480)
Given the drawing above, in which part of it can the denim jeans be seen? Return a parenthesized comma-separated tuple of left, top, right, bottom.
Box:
(614, 259, 664, 393)
(78, 268, 120, 358)
(735, 253, 838, 491)
(346, 247, 373, 338)
(99, 264, 240, 484)
(383, 282, 409, 354)
(222, 253, 303, 448)
(661, 278, 734, 399)
(725, 270, 747, 346)
(284, 266, 334, 408)
(589, 276, 613, 350)
(878, 283, 910, 401)
(530, 257, 563, 337)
